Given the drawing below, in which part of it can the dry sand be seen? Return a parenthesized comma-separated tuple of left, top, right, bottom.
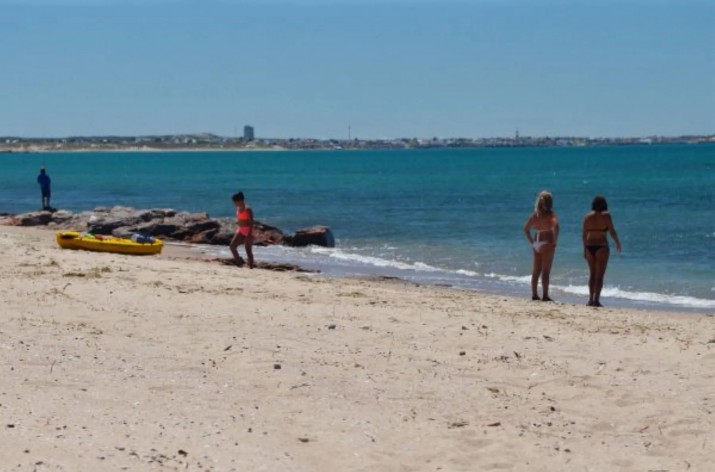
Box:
(0, 226, 713, 471)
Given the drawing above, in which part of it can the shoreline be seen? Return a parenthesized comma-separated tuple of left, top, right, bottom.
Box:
(1, 225, 713, 470)
(3, 141, 714, 155)
(197, 241, 715, 316)
(17, 224, 708, 321)
(0, 146, 290, 153)
(7, 223, 714, 315)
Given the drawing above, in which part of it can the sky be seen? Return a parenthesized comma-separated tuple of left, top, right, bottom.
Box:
(1, 0, 713, 139)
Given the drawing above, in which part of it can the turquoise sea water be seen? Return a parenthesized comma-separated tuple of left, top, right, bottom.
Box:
(1, 145, 713, 312)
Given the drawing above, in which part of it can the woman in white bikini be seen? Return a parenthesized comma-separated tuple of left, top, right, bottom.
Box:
(523, 190, 559, 301)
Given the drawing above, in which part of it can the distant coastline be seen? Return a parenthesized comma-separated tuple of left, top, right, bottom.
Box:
(1, 132, 713, 153)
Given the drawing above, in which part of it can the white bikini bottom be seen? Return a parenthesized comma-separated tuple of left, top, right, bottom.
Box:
(533, 240, 549, 251)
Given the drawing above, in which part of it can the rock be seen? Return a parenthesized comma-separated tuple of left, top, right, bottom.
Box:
(285, 226, 335, 248)
(162, 212, 213, 239)
(252, 221, 285, 246)
(135, 221, 183, 238)
(1, 206, 332, 251)
(14, 211, 53, 226)
(47, 210, 82, 230)
(138, 209, 175, 220)
(206, 225, 236, 246)
(87, 218, 135, 234)
(209, 219, 285, 247)
(185, 219, 221, 235)
(187, 229, 219, 244)
(86, 207, 144, 233)
(49, 210, 74, 224)
(111, 227, 136, 239)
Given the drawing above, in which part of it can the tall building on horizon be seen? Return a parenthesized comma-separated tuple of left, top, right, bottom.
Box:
(243, 125, 255, 141)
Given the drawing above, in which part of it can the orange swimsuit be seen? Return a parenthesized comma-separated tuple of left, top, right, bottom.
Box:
(236, 208, 253, 237)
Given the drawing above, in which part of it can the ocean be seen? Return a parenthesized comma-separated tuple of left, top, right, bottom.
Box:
(1, 145, 713, 312)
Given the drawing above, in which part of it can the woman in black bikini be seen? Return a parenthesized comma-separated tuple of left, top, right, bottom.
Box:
(523, 190, 559, 302)
(582, 196, 622, 307)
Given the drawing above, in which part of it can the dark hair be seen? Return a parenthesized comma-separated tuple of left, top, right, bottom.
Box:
(232, 191, 245, 202)
(592, 195, 608, 213)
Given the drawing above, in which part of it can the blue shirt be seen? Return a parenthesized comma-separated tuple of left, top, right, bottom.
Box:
(38, 173, 51, 189)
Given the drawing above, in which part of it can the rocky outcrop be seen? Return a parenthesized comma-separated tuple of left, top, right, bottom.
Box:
(1, 206, 334, 248)
(284, 226, 335, 248)
(11, 211, 54, 227)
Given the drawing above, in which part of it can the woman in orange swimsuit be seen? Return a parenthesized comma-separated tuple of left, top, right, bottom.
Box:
(230, 191, 255, 268)
(523, 190, 559, 301)
(582, 196, 621, 307)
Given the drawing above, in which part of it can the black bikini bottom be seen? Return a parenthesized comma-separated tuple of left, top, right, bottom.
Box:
(586, 245, 608, 257)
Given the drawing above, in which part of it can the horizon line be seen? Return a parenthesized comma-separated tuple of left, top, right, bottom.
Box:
(3, 132, 715, 141)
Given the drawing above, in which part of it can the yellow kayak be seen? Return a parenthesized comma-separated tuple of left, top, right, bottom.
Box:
(56, 231, 163, 255)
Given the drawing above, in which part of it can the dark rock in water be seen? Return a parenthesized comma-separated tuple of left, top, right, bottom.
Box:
(285, 226, 335, 248)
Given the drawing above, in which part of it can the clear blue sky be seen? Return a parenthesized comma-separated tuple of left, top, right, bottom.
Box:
(1, 0, 713, 139)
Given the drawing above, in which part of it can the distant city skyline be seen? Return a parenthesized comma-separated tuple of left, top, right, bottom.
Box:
(1, 0, 713, 139)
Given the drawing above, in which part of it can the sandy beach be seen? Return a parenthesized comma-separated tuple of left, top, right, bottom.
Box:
(0, 226, 713, 471)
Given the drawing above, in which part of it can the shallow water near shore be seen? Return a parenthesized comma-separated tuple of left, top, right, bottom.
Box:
(2, 145, 713, 311)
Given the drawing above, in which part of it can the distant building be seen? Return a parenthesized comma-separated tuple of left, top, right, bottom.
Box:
(244, 125, 255, 141)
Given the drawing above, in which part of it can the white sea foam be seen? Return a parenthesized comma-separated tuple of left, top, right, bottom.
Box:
(212, 244, 715, 310)
(484, 273, 532, 284)
(560, 285, 715, 309)
(309, 246, 443, 273)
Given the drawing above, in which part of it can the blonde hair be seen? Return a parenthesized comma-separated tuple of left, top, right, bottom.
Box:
(534, 190, 553, 215)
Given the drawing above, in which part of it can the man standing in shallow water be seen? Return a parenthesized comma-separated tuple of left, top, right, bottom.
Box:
(37, 167, 51, 210)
